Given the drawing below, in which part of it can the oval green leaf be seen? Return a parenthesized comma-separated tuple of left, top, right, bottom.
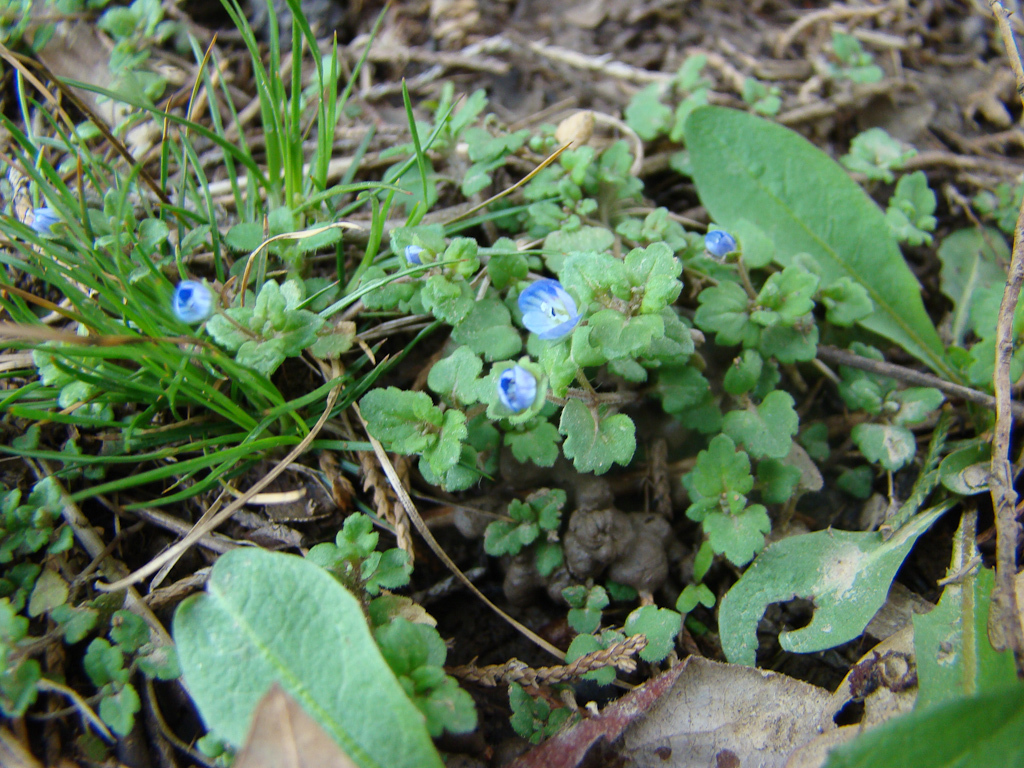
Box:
(683, 106, 952, 379)
(173, 548, 443, 768)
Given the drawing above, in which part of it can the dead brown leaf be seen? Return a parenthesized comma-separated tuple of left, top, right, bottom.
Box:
(233, 684, 359, 768)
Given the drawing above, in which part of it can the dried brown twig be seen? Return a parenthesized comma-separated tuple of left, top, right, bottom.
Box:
(815, 345, 1024, 421)
(449, 635, 648, 688)
(987, 0, 1024, 677)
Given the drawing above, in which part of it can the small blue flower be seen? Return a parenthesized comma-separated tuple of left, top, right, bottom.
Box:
(518, 279, 581, 340)
(704, 229, 737, 260)
(172, 280, 214, 323)
(405, 245, 424, 265)
(30, 207, 60, 236)
(497, 365, 538, 413)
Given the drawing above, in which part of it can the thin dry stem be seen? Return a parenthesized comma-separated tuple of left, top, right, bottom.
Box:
(987, 0, 1024, 676)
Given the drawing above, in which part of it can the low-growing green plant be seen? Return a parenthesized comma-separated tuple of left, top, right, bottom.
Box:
(828, 30, 884, 83)
(3, 0, 1021, 760)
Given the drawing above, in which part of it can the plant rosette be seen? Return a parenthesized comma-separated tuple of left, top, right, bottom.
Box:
(485, 358, 549, 424)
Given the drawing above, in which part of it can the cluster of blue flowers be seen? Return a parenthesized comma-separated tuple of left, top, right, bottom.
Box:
(169, 231, 744, 416)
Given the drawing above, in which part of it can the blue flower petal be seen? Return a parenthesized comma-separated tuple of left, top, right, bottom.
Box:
(517, 278, 581, 340)
(405, 245, 424, 265)
(30, 207, 60, 236)
(173, 280, 214, 323)
(705, 230, 737, 260)
(497, 365, 538, 412)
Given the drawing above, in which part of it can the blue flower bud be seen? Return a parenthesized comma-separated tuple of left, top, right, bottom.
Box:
(518, 278, 581, 340)
(704, 229, 737, 260)
(405, 245, 424, 265)
(497, 365, 538, 413)
(31, 207, 60, 236)
(172, 280, 214, 323)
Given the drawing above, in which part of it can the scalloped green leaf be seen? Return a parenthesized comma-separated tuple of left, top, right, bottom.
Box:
(683, 106, 951, 379)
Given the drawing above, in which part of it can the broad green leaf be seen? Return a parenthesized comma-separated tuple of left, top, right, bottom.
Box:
(851, 423, 916, 471)
(718, 502, 952, 666)
(624, 605, 681, 662)
(822, 685, 1024, 768)
(938, 442, 990, 496)
(937, 227, 1009, 346)
(100, 683, 140, 737)
(558, 400, 636, 474)
(27, 568, 67, 617)
(451, 296, 523, 361)
(505, 422, 561, 467)
(683, 106, 951, 378)
(173, 548, 443, 767)
(702, 505, 770, 566)
(721, 390, 799, 460)
(913, 514, 1016, 710)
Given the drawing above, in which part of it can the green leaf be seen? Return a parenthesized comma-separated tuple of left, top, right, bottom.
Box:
(886, 171, 937, 245)
(718, 502, 952, 665)
(723, 349, 764, 396)
(751, 265, 819, 327)
(558, 400, 636, 474)
(487, 248, 529, 290)
(451, 296, 523, 361)
(840, 128, 916, 182)
(84, 639, 128, 688)
(420, 275, 475, 326)
(683, 106, 950, 378)
(890, 387, 945, 426)
(173, 548, 444, 766)
(694, 281, 757, 347)
(937, 228, 1009, 346)
(360, 388, 442, 456)
(543, 227, 615, 272)
(624, 84, 673, 141)
(99, 682, 140, 737)
(913, 515, 1016, 710)
(686, 434, 754, 504)
(838, 466, 875, 499)
(821, 685, 1024, 768)
(51, 605, 98, 644)
(938, 442, 990, 496)
(722, 390, 799, 460)
(676, 583, 716, 614)
(564, 633, 616, 686)
(757, 458, 802, 504)
(27, 568, 68, 618)
(702, 505, 770, 566)
(505, 422, 561, 467)
(534, 542, 563, 577)
(422, 408, 468, 475)
(820, 277, 873, 326)
(624, 605, 681, 662)
(851, 423, 916, 471)
(137, 645, 181, 680)
(109, 610, 150, 653)
(623, 243, 683, 314)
